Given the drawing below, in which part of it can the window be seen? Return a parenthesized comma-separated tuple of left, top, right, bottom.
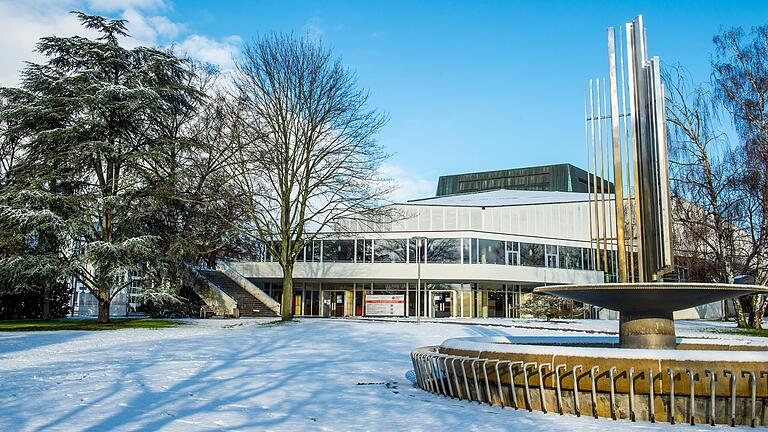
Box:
(520, 242, 544, 267)
(356, 239, 372, 263)
(560, 246, 582, 269)
(426, 238, 461, 263)
(322, 240, 355, 262)
(545, 245, 559, 268)
(462, 238, 471, 264)
(583, 248, 595, 270)
(477, 239, 505, 265)
(506, 241, 519, 265)
(374, 239, 407, 263)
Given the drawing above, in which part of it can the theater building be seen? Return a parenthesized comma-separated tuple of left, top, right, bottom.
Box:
(227, 187, 608, 318)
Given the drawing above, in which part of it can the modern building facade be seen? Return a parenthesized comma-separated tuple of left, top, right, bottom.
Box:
(229, 189, 606, 319)
(435, 163, 614, 196)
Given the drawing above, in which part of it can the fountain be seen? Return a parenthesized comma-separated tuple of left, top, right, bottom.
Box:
(536, 283, 767, 350)
(410, 15, 768, 426)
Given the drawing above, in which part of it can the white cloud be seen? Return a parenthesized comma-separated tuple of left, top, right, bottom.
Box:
(119, 8, 182, 47)
(303, 17, 324, 42)
(176, 34, 241, 71)
(378, 164, 436, 203)
(0, 0, 241, 87)
(0, 1, 86, 87)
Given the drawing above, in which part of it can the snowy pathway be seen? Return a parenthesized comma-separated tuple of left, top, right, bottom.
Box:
(0, 318, 762, 431)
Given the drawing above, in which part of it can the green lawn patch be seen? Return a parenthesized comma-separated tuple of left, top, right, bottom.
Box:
(715, 327, 768, 338)
(0, 318, 179, 331)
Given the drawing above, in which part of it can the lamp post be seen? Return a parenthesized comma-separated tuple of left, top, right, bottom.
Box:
(412, 236, 427, 324)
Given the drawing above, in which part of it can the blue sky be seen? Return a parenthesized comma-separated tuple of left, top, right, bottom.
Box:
(2, 1, 767, 200)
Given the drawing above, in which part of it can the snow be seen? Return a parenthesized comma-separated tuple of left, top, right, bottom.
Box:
(0, 318, 764, 431)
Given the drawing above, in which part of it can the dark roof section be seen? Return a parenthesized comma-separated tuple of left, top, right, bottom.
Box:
(435, 163, 614, 196)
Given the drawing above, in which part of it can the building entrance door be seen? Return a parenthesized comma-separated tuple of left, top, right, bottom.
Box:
(333, 292, 345, 317)
(431, 291, 453, 318)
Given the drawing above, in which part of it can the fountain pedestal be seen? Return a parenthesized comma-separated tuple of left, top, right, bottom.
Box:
(619, 311, 675, 349)
(535, 282, 767, 349)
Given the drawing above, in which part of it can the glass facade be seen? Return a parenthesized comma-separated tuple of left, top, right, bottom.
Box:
(520, 242, 545, 267)
(560, 246, 583, 270)
(426, 238, 461, 263)
(475, 239, 505, 265)
(322, 240, 355, 262)
(374, 239, 407, 263)
(269, 237, 601, 271)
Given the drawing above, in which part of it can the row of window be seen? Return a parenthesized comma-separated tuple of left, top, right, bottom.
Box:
(261, 238, 611, 271)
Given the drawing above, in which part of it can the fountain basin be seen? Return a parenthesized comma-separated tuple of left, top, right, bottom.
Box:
(413, 335, 768, 425)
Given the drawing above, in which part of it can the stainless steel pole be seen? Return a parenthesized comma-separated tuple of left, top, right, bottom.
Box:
(417, 238, 422, 324)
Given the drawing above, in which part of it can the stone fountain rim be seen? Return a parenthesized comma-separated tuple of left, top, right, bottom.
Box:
(534, 282, 768, 293)
(439, 336, 768, 362)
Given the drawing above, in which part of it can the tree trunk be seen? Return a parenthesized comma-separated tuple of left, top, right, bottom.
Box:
(41, 289, 50, 320)
(732, 297, 749, 328)
(281, 265, 293, 321)
(751, 294, 767, 329)
(98, 282, 111, 323)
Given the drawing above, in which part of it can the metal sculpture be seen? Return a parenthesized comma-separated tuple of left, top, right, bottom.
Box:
(585, 15, 673, 283)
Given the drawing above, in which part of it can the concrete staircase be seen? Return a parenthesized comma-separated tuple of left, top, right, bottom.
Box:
(199, 270, 279, 317)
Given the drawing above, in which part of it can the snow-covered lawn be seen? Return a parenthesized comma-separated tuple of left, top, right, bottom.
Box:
(0, 318, 764, 431)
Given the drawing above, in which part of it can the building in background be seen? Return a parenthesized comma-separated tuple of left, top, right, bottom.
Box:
(228, 188, 605, 319)
(435, 163, 613, 196)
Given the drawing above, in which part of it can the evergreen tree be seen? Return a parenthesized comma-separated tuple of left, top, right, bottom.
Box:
(0, 12, 198, 323)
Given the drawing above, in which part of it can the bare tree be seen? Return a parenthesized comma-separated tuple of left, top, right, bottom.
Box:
(664, 65, 753, 325)
(713, 26, 768, 328)
(227, 35, 391, 321)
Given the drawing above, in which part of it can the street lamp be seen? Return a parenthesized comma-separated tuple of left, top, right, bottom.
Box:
(411, 236, 427, 324)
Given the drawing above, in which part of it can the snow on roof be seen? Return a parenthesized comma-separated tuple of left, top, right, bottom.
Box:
(404, 189, 605, 207)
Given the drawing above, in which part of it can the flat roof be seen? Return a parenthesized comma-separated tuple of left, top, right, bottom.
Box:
(405, 188, 608, 207)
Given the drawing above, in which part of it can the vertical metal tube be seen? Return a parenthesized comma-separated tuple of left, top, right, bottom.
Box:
(619, 25, 636, 282)
(435, 355, 447, 396)
(461, 359, 471, 401)
(590, 80, 602, 271)
(724, 370, 736, 427)
(411, 353, 421, 389)
(608, 27, 627, 282)
(705, 370, 717, 426)
(628, 367, 636, 422)
(686, 369, 696, 426)
(741, 371, 756, 428)
(668, 368, 676, 424)
(508, 361, 522, 410)
(450, 357, 462, 400)
(471, 359, 482, 404)
(494, 361, 505, 408)
(585, 81, 595, 273)
(555, 364, 566, 415)
(538, 363, 551, 413)
(523, 362, 537, 412)
(482, 359, 493, 405)
(649, 368, 656, 423)
(423, 354, 434, 393)
(625, 21, 645, 282)
(597, 78, 609, 272)
(572, 365, 583, 417)
(608, 367, 617, 420)
(442, 356, 454, 398)
(590, 366, 600, 418)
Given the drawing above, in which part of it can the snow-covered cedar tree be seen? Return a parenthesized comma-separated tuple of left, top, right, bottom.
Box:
(520, 293, 584, 321)
(0, 12, 200, 322)
(0, 190, 73, 319)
